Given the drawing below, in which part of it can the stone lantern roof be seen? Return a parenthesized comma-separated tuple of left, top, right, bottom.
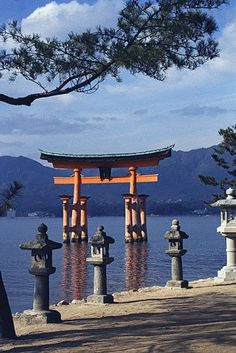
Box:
(89, 226, 115, 246)
(164, 219, 189, 240)
(20, 224, 62, 251)
(211, 188, 236, 208)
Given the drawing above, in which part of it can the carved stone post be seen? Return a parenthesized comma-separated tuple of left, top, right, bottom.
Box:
(164, 219, 189, 288)
(60, 194, 71, 243)
(20, 224, 62, 324)
(87, 226, 115, 304)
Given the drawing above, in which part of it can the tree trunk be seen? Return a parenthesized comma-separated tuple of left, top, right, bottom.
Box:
(0, 272, 16, 339)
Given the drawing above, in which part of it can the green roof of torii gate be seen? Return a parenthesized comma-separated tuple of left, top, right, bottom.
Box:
(40, 145, 174, 169)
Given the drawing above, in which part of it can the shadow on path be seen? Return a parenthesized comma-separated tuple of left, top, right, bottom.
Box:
(2, 289, 236, 353)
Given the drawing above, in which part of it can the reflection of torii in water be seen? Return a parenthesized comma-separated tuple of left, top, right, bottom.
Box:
(61, 242, 87, 301)
(40, 146, 173, 243)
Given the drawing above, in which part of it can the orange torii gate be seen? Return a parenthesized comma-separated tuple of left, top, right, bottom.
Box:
(40, 146, 173, 243)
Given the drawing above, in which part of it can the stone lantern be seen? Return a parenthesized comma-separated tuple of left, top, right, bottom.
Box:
(20, 224, 62, 324)
(211, 188, 236, 281)
(87, 226, 115, 303)
(164, 219, 189, 288)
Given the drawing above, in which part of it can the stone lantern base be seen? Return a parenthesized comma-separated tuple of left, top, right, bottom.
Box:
(20, 309, 61, 325)
(215, 266, 236, 282)
(166, 280, 189, 288)
(87, 294, 114, 304)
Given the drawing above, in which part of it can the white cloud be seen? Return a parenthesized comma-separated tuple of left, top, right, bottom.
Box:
(21, 0, 124, 38)
(0, 140, 23, 148)
(210, 21, 236, 73)
(51, 93, 78, 105)
(170, 105, 235, 117)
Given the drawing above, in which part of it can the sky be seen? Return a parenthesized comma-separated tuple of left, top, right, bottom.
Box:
(0, 0, 235, 162)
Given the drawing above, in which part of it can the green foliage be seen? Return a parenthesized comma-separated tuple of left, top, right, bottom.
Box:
(199, 125, 236, 201)
(0, 0, 227, 106)
(0, 181, 23, 216)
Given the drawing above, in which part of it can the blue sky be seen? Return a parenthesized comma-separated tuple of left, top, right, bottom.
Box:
(0, 0, 235, 161)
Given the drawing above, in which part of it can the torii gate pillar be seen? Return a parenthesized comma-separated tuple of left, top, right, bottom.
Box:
(80, 196, 90, 242)
(71, 168, 81, 242)
(139, 194, 149, 241)
(60, 195, 71, 243)
(129, 167, 142, 242)
(123, 194, 133, 243)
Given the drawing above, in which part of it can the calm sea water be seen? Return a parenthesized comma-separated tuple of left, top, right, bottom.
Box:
(0, 215, 225, 313)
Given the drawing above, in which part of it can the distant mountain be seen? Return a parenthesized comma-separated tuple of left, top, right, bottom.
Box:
(0, 146, 226, 216)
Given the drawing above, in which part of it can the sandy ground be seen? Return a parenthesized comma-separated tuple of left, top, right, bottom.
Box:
(1, 279, 236, 353)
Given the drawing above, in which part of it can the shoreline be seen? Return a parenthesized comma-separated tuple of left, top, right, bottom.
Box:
(0, 213, 218, 219)
(11, 277, 217, 316)
(2, 278, 236, 353)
